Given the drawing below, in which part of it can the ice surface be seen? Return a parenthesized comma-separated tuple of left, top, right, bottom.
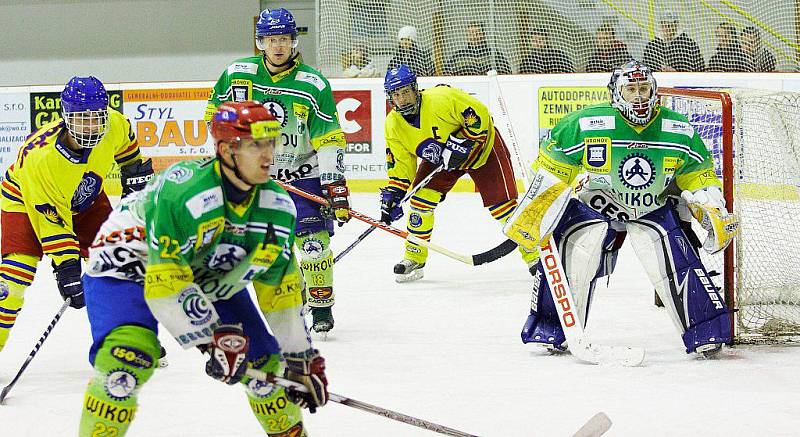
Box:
(1, 193, 798, 436)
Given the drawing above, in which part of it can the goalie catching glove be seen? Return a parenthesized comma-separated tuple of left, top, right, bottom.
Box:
(284, 349, 329, 413)
(681, 186, 739, 254)
(322, 179, 351, 226)
(203, 324, 250, 385)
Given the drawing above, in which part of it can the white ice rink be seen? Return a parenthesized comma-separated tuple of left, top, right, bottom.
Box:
(1, 193, 798, 436)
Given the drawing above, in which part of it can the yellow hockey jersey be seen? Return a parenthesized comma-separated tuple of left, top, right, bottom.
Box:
(1, 108, 141, 265)
(384, 85, 495, 192)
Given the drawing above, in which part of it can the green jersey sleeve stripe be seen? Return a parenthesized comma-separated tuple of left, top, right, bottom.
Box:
(252, 84, 334, 122)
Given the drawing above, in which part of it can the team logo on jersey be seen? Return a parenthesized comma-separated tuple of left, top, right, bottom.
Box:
(263, 99, 288, 128)
(583, 137, 611, 174)
(166, 167, 193, 184)
(230, 79, 252, 102)
(618, 153, 655, 190)
(35, 203, 64, 226)
(178, 286, 213, 326)
(461, 107, 481, 129)
(72, 172, 103, 213)
(301, 237, 325, 259)
(386, 148, 396, 169)
(206, 243, 246, 272)
(104, 369, 138, 401)
(0, 281, 8, 301)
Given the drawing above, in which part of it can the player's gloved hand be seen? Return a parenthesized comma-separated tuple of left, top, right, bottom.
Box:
(284, 349, 328, 413)
(53, 259, 84, 309)
(322, 180, 351, 227)
(441, 134, 475, 170)
(379, 186, 406, 224)
(120, 158, 154, 197)
(204, 324, 250, 385)
(681, 186, 739, 254)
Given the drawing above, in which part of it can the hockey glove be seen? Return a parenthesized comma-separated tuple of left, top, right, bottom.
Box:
(53, 259, 84, 309)
(120, 158, 154, 197)
(284, 350, 328, 413)
(681, 187, 739, 254)
(441, 134, 475, 170)
(322, 180, 351, 226)
(204, 324, 250, 385)
(379, 186, 406, 224)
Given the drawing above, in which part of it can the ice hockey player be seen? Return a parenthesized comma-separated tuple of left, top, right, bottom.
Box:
(504, 60, 737, 357)
(381, 65, 537, 282)
(206, 7, 349, 335)
(0, 76, 152, 353)
(78, 101, 329, 436)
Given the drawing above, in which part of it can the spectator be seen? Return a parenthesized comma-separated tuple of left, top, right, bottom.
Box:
(586, 22, 632, 73)
(742, 26, 776, 72)
(642, 11, 704, 72)
(445, 22, 512, 76)
(342, 44, 379, 77)
(707, 22, 753, 72)
(388, 25, 434, 76)
(519, 27, 574, 74)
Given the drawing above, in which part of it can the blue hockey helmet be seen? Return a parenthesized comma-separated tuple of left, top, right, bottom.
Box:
(384, 65, 420, 116)
(61, 76, 109, 148)
(608, 60, 658, 125)
(255, 8, 298, 51)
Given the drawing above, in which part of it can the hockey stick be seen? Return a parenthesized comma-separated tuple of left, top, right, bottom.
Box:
(0, 298, 71, 404)
(246, 368, 477, 436)
(488, 70, 533, 185)
(540, 237, 645, 367)
(334, 166, 443, 263)
(276, 181, 516, 266)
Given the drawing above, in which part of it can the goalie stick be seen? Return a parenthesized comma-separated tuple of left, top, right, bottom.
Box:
(246, 368, 612, 436)
(276, 181, 516, 266)
(0, 298, 72, 404)
(335, 166, 443, 263)
(540, 237, 645, 367)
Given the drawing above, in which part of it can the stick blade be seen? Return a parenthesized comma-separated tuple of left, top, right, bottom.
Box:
(573, 339, 646, 367)
(0, 385, 11, 404)
(572, 412, 612, 437)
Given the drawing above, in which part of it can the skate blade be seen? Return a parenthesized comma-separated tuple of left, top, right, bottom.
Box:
(395, 269, 424, 283)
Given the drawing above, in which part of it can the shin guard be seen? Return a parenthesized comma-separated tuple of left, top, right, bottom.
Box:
(296, 230, 334, 309)
(403, 188, 441, 265)
(628, 204, 731, 353)
(0, 254, 39, 351)
(245, 355, 307, 436)
(78, 325, 159, 437)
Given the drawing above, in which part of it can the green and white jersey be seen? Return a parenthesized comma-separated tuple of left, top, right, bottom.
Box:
(539, 103, 721, 220)
(87, 158, 310, 351)
(206, 56, 346, 185)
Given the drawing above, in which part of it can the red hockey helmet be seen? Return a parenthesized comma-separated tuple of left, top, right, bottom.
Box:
(210, 101, 280, 152)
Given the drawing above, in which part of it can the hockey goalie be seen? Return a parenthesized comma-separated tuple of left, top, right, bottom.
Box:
(504, 60, 738, 358)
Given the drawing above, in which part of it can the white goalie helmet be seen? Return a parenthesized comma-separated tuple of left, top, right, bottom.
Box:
(608, 60, 658, 125)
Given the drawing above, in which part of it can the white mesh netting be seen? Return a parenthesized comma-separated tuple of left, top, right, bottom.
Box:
(663, 89, 800, 341)
(319, 0, 799, 78)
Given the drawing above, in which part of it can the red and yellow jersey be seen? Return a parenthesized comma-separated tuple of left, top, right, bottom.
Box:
(384, 85, 495, 192)
(1, 108, 140, 265)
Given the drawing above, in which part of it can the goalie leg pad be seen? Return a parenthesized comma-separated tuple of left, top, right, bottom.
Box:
(521, 200, 612, 345)
(296, 230, 334, 308)
(78, 325, 160, 437)
(403, 187, 442, 265)
(503, 168, 572, 252)
(0, 253, 38, 351)
(628, 203, 731, 353)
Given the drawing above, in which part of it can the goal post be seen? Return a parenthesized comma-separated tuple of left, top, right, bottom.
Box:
(659, 87, 800, 343)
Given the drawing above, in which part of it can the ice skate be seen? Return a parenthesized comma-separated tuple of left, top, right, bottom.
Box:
(394, 259, 425, 283)
(697, 343, 723, 359)
(157, 346, 169, 368)
(311, 307, 334, 339)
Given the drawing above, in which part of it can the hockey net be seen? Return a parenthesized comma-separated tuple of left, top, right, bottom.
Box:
(318, 0, 798, 77)
(660, 87, 800, 343)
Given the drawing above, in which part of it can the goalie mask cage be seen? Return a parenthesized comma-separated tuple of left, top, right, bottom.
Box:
(659, 87, 800, 343)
